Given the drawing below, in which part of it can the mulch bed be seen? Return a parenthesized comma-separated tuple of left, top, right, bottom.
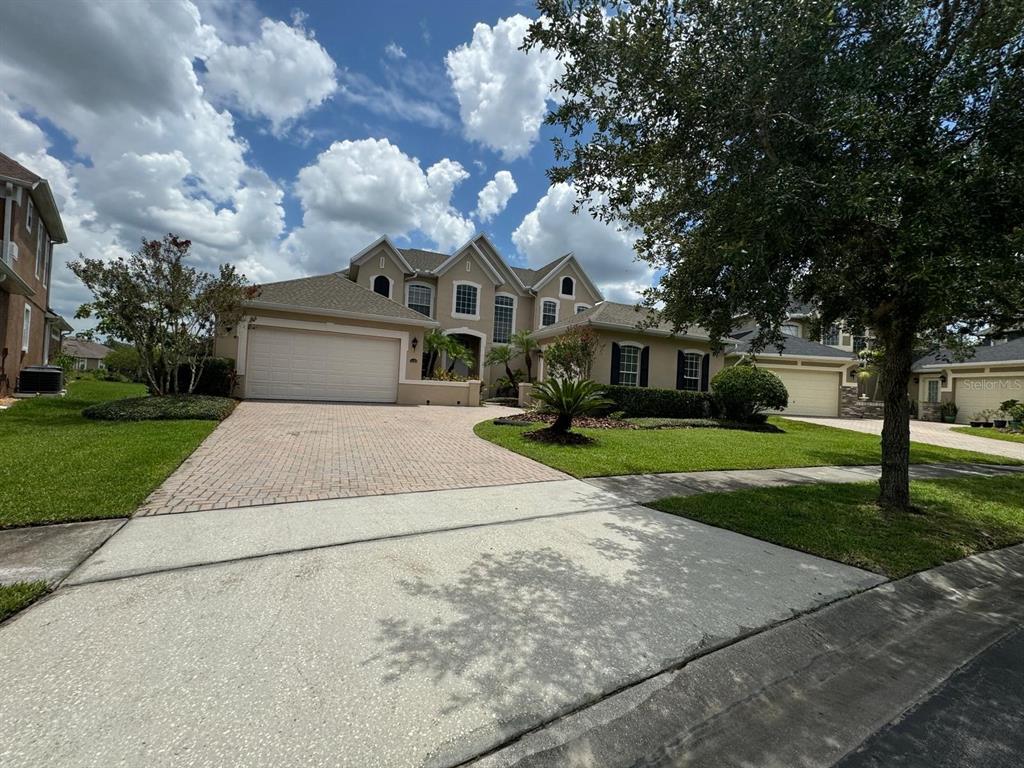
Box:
(493, 412, 639, 430)
(523, 427, 596, 445)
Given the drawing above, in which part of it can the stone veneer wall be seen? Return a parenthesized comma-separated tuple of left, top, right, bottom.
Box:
(918, 402, 943, 422)
(839, 387, 885, 418)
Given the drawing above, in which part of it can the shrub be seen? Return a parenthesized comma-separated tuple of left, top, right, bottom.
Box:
(531, 378, 613, 433)
(544, 326, 601, 380)
(624, 417, 782, 432)
(711, 364, 789, 422)
(173, 357, 235, 397)
(83, 395, 237, 422)
(600, 384, 716, 418)
(105, 346, 141, 378)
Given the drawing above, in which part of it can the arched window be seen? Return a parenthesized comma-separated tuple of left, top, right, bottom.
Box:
(560, 276, 575, 297)
(372, 275, 391, 298)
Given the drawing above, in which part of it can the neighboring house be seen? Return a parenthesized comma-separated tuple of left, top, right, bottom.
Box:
(0, 153, 73, 394)
(733, 300, 875, 354)
(62, 337, 112, 371)
(912, 337, 1024, 423)
(214, 233, 603, 405)
(533, 304, 860, 418)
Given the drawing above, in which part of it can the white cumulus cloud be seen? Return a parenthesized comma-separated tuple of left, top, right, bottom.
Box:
(384, 42, 406, 60)
(285, 138, 476, 273)
(445, 14, 564, 160)
(204, 17, 337, 133)
(0, 0, 294, 324)
(475, 170, 517, 222)
(512, 183, 654, 303)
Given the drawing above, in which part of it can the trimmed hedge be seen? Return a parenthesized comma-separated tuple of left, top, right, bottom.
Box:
(599, 384, 716, 418)
(84, 395, 237, 422)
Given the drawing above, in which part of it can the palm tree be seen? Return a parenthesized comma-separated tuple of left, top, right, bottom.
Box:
(531, 378, 612, 434)
(423, 330, 474, 377)
(484, 344, 518, 385)
(511, 329, 538, 382)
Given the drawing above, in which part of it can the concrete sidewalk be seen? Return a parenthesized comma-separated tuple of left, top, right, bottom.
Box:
(0, 479, 880, 768)
(585, 462, 1024, 503)
(468, 543, 1024, 768)
(790, 417, 1024, 461)
(0, 520, 124, 586)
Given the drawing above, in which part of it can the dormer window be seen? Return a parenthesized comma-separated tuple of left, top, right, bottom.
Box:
(781, 323, 800, 336)
(372, 275, 392, 298)
(560, 276, 575, 297)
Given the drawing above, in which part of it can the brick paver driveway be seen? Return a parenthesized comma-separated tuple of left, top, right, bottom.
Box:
(789, 417, 1024, 461)
(137, 402, 564, 515)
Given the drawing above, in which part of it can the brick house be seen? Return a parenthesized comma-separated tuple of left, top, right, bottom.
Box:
(0, 153, 72, 394)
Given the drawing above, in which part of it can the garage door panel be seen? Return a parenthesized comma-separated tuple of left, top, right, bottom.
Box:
(765, 368, 841, 418)
(246, 326, 400, 402)
(954, 376, 1024, 424)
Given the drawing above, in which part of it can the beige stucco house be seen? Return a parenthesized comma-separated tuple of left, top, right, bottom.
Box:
(912, 337, 1024, 423)
(215, 233, 603, 406)
(532, 303, 860, 417)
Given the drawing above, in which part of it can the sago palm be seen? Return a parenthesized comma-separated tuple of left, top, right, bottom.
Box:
(531, 378, 612, 434)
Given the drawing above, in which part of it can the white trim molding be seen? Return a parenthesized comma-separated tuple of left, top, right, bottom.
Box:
(348, 235, 415, 274)
(538, 297, 559, 328)
(369, 273, 394, 300)
(405, 281, 434, 318)
(558, 275, 576, 299)
(492, 292, 517, 344)
(531, 253, 604, 302)
(451, 280, 482, 321)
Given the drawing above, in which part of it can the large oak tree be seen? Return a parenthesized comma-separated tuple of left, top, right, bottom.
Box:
(527, 0, 1024, 509)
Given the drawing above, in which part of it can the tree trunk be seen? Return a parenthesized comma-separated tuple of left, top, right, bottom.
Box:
(877, 328, 915, 510)
(551, 413, 572, 433)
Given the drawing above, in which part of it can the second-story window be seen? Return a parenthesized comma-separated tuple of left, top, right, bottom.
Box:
(36, 227, 46, 279)
(781, 323, 800, 336)
(372, 275, 391, 298)
(541, 299, 558, 326)
(493, 295, 514, 343)
(853, 335, 868, 353)
(454, 283, 478, 316)
(822, 324, 840, 346)
(560, 276, 575, 296)
(25, 198, 34, 232)
(407, 284, 432, 317)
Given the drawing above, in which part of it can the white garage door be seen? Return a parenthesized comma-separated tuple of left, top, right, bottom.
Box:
(245, 326, 400, 402)
(954, 376, 1024, 424)
(766, 368, 841, 417)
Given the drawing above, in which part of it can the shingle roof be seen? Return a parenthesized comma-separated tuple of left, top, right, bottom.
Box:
(399, 248, 448, 273)
(0, 152, 41, 185)
(62, 337, 112, 359)
(732, 334, 856, 359)
(534, 301, 712, 340)
(913, 337, 1024, 369)
(249, 272, 437, 324)
(512, 256, 566, 288)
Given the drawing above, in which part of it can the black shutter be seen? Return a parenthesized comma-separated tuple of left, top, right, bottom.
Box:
(640, 346, 650, 387)
(610, 342, 621, 385)
(676, 350, 685, 390)
(700, 353, 711, 391)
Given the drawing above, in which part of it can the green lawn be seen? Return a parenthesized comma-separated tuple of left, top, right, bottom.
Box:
(952, 426, 1024, 444)
(649, 475, 1024, 579)
(0, 581, 48, 622)
(475, 417, 1020, 477)
(0, 380, 218, 527)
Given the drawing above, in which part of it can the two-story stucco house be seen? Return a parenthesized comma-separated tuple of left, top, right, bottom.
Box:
(215, 232, 861, 415)
(215, 233, 603, 405)
(0, 153, 72, 395)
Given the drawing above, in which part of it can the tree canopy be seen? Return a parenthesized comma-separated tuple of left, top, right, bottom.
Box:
(528, 0, 1024, 507)
(70, 235, 252, 395)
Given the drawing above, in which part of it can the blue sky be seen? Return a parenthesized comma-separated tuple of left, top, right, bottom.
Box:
(1, 1, 652, 328)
